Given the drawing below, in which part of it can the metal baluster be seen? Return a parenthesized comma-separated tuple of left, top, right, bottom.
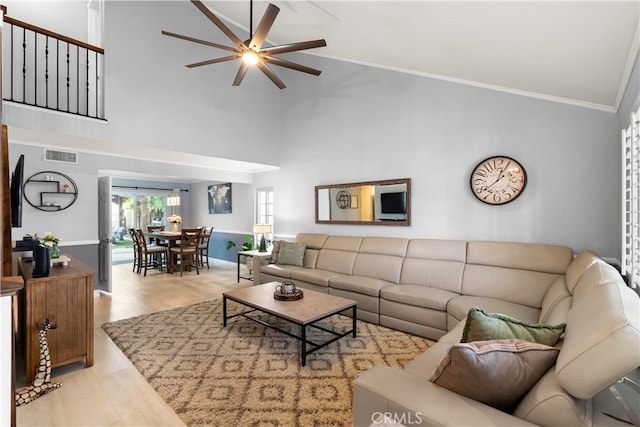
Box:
(10, 23, 15, 101)
(76, 45, 79, 114)
(66, 43, 70, 112)
(22, 27, 26, 103)
(56, 39, 59, 110)
(45, 35, 49, 108)
(85, 48, 90, 116)
(95, 51, 99, 118)
(34, 32, 37, 106)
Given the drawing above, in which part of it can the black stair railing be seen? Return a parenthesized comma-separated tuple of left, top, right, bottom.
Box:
(3, 11, 105, 120)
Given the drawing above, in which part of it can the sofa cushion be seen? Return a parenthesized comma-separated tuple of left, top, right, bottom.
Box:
(381, 285, 458, 311)
(329, 275, 395, 297)
(429, 339, 559, 412)
(466, 241, 573, 274)
(260, 263, 296, 279)
(564, 250, 600, 295)
(513, 367, 592, 427)
(461, 307, 566, 346)
(277, 241, 306, 266)
(462, 241, 573, 308)
(290, 268, 340, 287)
(538, 276, 571, 325)
(447, 295, 541, 326)
(270, 240, 282, 264)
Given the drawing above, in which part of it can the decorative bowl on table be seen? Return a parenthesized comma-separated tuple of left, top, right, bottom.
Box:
(274, 282, 303, 301)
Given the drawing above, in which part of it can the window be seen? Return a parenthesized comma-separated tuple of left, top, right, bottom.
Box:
(256, 187, 274, 237)
(622, 105, 640, 289)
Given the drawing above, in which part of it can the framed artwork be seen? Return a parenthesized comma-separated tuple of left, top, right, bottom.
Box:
(208, 183, 232, 214)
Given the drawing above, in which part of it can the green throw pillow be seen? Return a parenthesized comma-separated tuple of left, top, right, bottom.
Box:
(277, 241, 306, 267)
(461, 307, 566, 346)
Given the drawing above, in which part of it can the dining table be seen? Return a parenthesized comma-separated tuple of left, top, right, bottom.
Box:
(148, 230, 182, 247)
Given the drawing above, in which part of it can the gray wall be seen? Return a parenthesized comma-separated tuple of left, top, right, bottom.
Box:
(251, 57, 619, 256)
(6, 1, 635, 263)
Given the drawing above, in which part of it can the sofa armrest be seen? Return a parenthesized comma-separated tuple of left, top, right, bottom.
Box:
(353, 366, 538, 427)
(252, 253, 272, 284)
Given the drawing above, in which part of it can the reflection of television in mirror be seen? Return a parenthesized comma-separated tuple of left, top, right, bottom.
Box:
(11, 154, 24, 227)
(381, 192, 407, 214)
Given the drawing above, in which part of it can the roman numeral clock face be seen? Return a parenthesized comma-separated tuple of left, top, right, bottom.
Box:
(470, 156, 527, 205)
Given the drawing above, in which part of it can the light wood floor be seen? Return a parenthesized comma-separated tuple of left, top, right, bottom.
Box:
(16, 259, 252, 426)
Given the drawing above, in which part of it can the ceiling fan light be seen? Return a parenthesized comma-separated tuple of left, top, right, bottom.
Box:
(242, 51, 260, 65)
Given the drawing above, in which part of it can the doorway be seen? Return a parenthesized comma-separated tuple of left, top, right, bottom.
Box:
(111, 193, 168, 264)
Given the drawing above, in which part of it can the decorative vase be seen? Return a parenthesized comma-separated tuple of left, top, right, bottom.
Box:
(172, 223, 179, 233)
(50, 243, 60, 259)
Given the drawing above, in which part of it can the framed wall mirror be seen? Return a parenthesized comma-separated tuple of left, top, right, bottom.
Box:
(315, 178, 411, 226)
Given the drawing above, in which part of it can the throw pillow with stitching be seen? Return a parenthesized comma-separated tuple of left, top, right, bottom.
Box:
(429, 339, 560, 412)
(270, 240, 282, 264)
(461, 307, 566, 346)
(277, 241, 306, 266)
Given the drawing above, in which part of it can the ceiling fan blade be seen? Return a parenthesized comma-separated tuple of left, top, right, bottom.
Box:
(232, 63, 250, 86)
(161, 31, 237, 53)
(249, 3, 279, 50)
(256, 62, 286, 89)
(191, 0, 246, 50)
(263, 56, 322, 76)
(186, 55, 241, 68)
(261, 39, 326, 56)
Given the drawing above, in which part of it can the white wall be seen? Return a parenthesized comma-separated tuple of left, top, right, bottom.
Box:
(190, 181, 254, 235)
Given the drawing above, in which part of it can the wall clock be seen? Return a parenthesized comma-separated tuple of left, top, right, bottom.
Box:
(470, 156, 527, 205)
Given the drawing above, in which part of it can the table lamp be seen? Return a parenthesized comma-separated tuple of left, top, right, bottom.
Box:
(253, 224, 272, 252)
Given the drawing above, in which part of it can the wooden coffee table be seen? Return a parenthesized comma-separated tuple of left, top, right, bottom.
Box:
(223, 282, 357, 366)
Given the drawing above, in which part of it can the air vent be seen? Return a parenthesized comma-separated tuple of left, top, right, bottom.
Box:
(43, 149, 78, 164)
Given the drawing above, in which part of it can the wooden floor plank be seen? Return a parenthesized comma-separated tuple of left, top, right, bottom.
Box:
(16, 259, 250, 426)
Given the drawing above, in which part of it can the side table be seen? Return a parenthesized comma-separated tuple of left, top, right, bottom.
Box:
(237, 250, 270, 283)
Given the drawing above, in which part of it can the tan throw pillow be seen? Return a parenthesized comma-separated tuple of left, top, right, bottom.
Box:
(277, 241, 306, 266)
(270, 240, 282, 264)
(429, 339, 559, 412)
(461, 307, 566, 346)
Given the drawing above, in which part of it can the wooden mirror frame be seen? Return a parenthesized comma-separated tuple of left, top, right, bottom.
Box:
(315, 178, 411, 226)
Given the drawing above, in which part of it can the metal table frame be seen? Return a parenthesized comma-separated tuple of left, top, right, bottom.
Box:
(223, 294, 357, 366)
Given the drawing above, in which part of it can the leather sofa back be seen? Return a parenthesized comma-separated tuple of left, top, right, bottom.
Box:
(400, 239, 467, 293)
(316, 236, 363, 275)
(556, 262, 640, 399)
(556, 261, 640, 399)
(296, 233, 329, 269)
(352, 237, 409, 283)
(462, 241, 574, 308)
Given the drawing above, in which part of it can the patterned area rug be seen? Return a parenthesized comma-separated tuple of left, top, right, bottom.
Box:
(102, 298, 434, 426)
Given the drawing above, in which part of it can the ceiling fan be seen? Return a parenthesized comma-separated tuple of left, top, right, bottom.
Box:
(162, 0, 327, 89)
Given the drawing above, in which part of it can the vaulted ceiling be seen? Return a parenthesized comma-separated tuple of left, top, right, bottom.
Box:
(205, 0, 639, 112)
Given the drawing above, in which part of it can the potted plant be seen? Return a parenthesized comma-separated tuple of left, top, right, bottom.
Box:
(227, 236, 258, 272)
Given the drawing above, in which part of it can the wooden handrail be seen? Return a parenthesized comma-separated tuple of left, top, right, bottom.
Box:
(3, 14, 104, 54)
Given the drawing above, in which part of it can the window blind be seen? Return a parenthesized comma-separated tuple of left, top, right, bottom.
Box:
(622, 106, 640, 289)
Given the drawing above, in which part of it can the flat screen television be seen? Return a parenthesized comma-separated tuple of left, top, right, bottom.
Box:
(380, 191, 407, 214)
(11, 154, 24, 228)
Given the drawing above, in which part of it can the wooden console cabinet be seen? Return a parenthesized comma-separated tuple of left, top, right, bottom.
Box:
(18, 256, 95, 384)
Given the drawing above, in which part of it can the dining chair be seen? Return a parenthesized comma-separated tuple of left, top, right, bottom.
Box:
(128, 228, 141, 273)
(169, 228, 202, 276)
(197, 226, 213, 269)
(135, 229, 168, 276)
(147, 225, 166, 246)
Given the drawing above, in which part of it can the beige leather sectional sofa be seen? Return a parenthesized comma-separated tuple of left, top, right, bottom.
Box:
(255, 233, 640, 426)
